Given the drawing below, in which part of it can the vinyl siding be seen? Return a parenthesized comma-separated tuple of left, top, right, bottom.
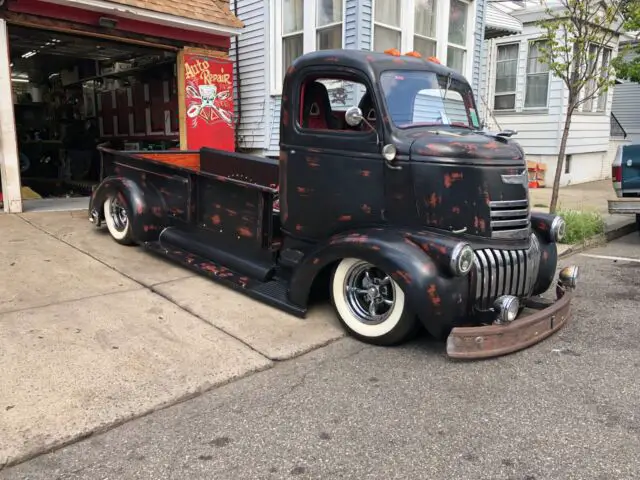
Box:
(471, 0, 487, 99)
(231, 0, 269, 152)
(612, 82, 640, 142)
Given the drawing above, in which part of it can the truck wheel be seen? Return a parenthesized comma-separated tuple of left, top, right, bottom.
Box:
(103, 194, 135, 245)
(330, 258, 418, 346)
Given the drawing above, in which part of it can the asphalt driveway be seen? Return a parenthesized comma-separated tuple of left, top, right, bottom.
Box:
(2, 233, 639, 480)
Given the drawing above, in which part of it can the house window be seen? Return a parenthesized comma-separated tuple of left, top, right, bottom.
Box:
(583, 43, 599, 112)
(494, 43, 518, 110)
(273, 0, 345, 94)
(414, 0, 437, 58)
(524, 40, 550, 108)
(282, 0, 304, 78)
(317, 0, 344, 50)
(446, 0, 468, 72)
(373, 0, 402, 52)
(597, 47, 612, 112)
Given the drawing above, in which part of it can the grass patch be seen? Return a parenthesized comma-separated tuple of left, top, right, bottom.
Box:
(557, 209, 605, 244)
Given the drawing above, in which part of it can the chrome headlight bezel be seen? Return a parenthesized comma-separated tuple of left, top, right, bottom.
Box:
(493, 295, 520, 324)
(550, 216, 566, 242)
(450, 243, 475, 276)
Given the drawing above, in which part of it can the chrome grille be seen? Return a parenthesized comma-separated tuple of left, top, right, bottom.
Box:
(490, 199, 530, 239)
(473, 234, 541, 310)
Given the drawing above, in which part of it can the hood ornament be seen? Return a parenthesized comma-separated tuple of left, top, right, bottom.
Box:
(501, 170, 529, 186)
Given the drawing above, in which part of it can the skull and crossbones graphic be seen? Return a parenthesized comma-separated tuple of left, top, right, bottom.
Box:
(186, 84, 233, 127)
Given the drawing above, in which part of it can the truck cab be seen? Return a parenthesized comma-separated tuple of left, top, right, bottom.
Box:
(89, 49, 580, 360)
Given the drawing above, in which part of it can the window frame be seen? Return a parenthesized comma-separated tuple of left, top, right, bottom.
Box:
(493, 42, 519, 111)
(370, 0, 476, 77)
(271, 0, 347, 95)
(596, 46, 613, 113)
(523, 39, 551, 111)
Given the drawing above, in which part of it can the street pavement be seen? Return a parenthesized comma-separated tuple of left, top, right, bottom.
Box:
(2, 232, 639, 480)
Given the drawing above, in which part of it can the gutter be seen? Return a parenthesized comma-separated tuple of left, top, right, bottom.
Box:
(38, 0, 243, 37)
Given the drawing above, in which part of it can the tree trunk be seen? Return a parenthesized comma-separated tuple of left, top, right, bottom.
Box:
(549, 109, 574, 214)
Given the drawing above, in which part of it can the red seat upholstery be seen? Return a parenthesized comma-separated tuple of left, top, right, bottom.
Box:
(302, 81, 338, 130)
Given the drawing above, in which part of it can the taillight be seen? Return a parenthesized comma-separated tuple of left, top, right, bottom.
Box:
(612, 165, 622, 182)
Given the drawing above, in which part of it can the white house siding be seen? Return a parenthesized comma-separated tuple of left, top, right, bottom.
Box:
(612, 82, 640, 142)
(231, 0, 270, 153)
(471, 0, 487, 99)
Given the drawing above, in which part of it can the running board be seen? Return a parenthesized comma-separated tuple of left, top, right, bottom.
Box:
(143, 241, 307, 318)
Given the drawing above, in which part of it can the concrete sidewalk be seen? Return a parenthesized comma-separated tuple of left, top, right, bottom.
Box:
(0, 212, 344, 468)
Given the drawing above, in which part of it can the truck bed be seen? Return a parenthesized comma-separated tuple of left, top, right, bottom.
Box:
(127, 148, 279, 190)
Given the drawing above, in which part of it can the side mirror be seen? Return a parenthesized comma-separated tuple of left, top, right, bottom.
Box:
(345, 106, 363, 127)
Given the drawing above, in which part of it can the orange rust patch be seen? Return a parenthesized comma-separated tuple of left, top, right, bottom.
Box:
(211, 215, 221, 225)
(306, 156, 320, 168)
(543, 250, 549, 261)
(360, 170, 371, 177)
(437, 245, 447, 255)
(393, 270, 412, 285)
(361, 204, 372, 214)
(295, 224, 303, 232)
(312, 258, 320, 265)
(237, 227, 253, 238)
(152, 206, 162, 217)
(371, 245, 381, 251)
(214, 203, 222, 209)
(338, 215, 352, 222)
(427, 193, 439, 208)
(538, 221, 548, 231)
(226, 209, 237, 217)
(427, 284, 441, 306)
(452, 206, 461, 214)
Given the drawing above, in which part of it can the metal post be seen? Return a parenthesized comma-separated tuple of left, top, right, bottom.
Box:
(0, 19, 22, 213)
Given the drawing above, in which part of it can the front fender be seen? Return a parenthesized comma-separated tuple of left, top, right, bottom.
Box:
(90, 176, 166, 243)
(289, 229, 472, 337)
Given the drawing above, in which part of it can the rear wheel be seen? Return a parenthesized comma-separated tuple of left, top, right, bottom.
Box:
(103, 194, 135, 245)
(330, 258, 418, 346)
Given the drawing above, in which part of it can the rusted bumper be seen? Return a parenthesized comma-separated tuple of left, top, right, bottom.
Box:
(446, 291, 573, 360)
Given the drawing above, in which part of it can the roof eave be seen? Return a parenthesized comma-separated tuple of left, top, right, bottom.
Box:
(39, 0, 243, 37)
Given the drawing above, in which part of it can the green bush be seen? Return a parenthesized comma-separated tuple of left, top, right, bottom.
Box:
(557, 209, 605, 244)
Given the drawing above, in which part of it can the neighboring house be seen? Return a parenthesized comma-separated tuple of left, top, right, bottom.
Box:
(611, 34, 639, 142)
(478, 1, 624, 186)
(231, 0, 488, 158)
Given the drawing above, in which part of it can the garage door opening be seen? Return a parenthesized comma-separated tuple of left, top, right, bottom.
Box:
(5, 25, 178, 212)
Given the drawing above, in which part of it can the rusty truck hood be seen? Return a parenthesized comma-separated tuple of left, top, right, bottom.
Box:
(403, 129, 529, 240)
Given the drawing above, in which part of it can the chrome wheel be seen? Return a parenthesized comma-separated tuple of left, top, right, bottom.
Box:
(344, 261, 396, 325)
(109, 196, 129, 232)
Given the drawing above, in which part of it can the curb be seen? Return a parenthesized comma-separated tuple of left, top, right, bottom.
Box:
(558, 218, 638, 258)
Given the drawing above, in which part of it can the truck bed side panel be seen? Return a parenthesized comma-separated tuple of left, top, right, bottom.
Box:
(200, 147, 279, 187)
(101, 149, 193, 224)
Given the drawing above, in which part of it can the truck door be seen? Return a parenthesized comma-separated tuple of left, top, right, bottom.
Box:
(280, 67, 384, 240)
(620, 144, 640, 195)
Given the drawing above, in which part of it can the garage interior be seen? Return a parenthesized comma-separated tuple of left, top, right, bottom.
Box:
(3, 25, 179, 207)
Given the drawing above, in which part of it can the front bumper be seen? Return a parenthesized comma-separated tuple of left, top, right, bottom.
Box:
(446, 268, 577, 360)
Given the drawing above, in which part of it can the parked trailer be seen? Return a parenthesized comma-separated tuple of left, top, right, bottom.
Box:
(89, 49, 580, 359)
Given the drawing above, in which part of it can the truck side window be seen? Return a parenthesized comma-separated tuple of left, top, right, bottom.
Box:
(300, 77, 372, 132)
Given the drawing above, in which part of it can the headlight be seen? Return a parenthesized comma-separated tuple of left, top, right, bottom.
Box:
(493, 295, 520, 324)
(558, 265, 579, 290)
(550, 216, 566, 242)
(450, 243, 475, 276)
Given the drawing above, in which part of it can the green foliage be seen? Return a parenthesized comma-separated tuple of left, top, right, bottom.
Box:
(557, 209, 605, 244)
(612, 1, 640, 82)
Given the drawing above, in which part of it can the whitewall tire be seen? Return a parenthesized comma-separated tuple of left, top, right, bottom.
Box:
(103, 194, 135, 245)
(330, 257, 418, 346)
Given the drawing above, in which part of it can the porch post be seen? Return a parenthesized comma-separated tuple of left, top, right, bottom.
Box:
(0, 19, 22, 213)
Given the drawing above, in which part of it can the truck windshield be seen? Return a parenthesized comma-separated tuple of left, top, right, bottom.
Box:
(379, 70, 480, 130)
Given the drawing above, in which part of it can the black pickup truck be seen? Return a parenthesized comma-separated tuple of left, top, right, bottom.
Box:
(89, 49, 579, 359)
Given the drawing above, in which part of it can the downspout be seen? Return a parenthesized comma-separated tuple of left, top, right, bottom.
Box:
(233, 0, 242, 151)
